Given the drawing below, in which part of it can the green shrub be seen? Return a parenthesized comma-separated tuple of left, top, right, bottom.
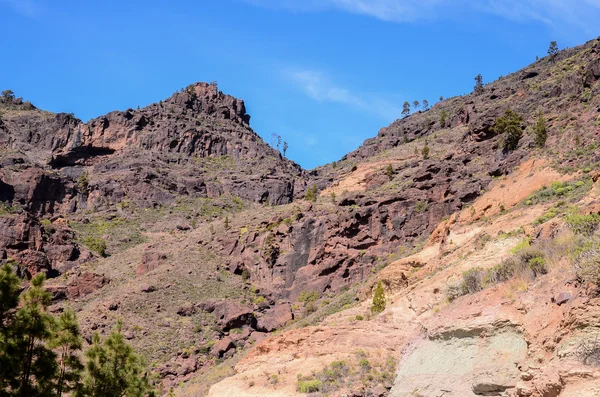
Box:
(528, 256, 547, 277)
(82, 236, 107, 256)
(565, 213, 600, 236)
(510, 237, 531, 255)
(415, 201, 428, 213)
(297, 379, 323, 393)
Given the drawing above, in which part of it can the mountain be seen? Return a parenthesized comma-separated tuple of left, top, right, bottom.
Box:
(1, 36, 600, 396)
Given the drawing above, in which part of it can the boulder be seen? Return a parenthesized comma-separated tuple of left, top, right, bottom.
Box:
(255, 304, 293, 332)
(201, 300, 255, 331)
(212, 336, 235, 358)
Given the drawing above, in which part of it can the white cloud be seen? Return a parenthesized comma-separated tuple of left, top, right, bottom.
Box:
(287, 69, 401, 120)
(0, 0, 39, 17)
(246, 0, 600, 33)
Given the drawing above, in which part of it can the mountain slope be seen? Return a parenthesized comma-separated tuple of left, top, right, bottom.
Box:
(0, 37, 599, 396)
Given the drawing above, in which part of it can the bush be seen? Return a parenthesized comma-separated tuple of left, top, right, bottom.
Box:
(445, 280, 464, 301)
(422, 145, 430, 160)
(576, 249, 600, 286)
(82, 236, 107, 257)
(565, 213, 600, 236)
(461, 267, 485, 294)
(386, 163, 394, 180)
(415, 201, 428, 213)
(297, 379, 323, 393)
(486, 258, 518, 284)
(577, 334, 600, 366)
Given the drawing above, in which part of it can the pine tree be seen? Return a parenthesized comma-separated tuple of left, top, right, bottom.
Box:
(402, 101, 411, 118)
(474, 74, 484, 94)
(50, 309, 83, 397)
(422, 99, 429, 111)
(533, 113, 547, 148)
(15, 273, 59, 397)
(493, 109, 523, 151)
(283, 141, 289, 157)
(371, 281, 386, 314)
(412, 100, 420, 110)
(0, 262, 22, 392)
(548, 41, 559, 62)
(79, 321, 154, 397)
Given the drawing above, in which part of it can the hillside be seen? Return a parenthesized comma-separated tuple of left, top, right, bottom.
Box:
(1, 36, 600, 397)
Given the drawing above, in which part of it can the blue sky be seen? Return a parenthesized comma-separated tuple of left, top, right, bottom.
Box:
(1, 0, 600, 169)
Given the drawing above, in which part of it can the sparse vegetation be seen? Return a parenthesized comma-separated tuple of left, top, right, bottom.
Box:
(421, 145, 430, 160)
(524, 179, 592, 206)
(448, 243, 547, 301)
(296, 352, 396, 395)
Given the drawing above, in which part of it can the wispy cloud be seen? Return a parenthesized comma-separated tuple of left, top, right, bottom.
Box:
(246, 0, 600, 33)
(287, 69, 401, 120)
(0, 0, 39, 17)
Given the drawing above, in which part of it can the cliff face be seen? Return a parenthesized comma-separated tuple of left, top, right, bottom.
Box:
(1, 37, 600, 396)
(0, 82, 304, 215)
